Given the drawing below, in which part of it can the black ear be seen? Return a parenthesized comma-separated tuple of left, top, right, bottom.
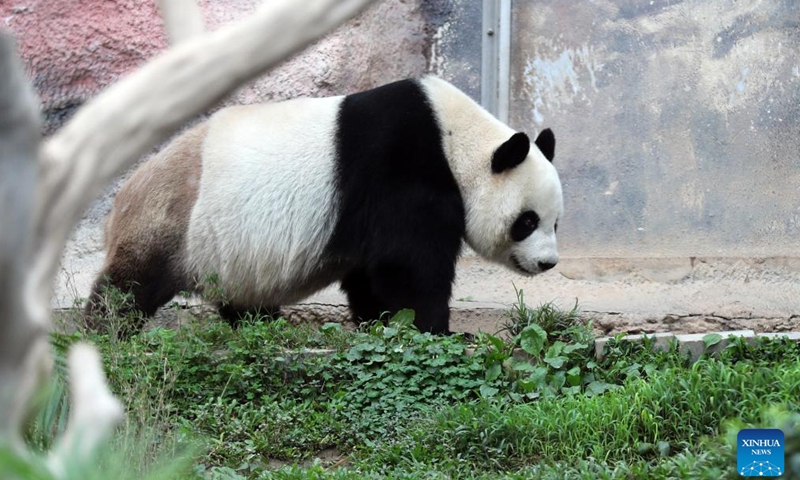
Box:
(534, 128, 555, 162)
(491, 132, 530, 174)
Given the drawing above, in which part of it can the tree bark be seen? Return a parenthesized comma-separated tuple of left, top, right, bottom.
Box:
(157, 0, 205, 45)
(0, 31, 50, 451)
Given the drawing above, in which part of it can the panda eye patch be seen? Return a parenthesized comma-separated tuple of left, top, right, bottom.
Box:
(510, 210, 540, 242)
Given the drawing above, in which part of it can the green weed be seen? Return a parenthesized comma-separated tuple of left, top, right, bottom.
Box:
(501, 287, 581, 339)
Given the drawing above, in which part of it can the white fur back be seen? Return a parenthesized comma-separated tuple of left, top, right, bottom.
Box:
(186, 96, 344, 305)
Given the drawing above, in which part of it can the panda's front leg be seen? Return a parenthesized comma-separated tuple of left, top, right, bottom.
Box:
(341, 268, 387, 326)
(363, 260, 455, 335)
(403, 293, 451, 335)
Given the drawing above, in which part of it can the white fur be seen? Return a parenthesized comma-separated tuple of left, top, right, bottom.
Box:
(420, 76, 563, 274)
(186, 96, 345, 305)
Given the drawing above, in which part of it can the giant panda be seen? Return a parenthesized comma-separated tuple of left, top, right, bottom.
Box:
(85, 76, 563, 335)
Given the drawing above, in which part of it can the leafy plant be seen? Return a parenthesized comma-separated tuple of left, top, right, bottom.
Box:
(719, 334, 800, 365)
(500, 287, 581, 339)
(470, 294, 613, 401)
(329, 310, 484, 443)
(201, 272, 228, 306)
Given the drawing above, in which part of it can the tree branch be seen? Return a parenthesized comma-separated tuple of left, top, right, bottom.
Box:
(157, 0, 205, 45)
(0, 31, 49, 449)
(47, 344, 124, 477)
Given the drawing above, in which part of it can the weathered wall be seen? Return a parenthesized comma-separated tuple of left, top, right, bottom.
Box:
(511, 0, 800, 258)
(2, 0, 167, 133)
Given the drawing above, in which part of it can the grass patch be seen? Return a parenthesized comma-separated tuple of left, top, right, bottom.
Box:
(14, 293, 800, 479)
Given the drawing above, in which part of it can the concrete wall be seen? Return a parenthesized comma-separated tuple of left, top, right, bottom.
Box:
(511, 0, 800, 259)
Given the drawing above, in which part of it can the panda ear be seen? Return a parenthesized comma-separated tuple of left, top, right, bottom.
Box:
(491, 132, 530, 174)
(534, 128, 555, 162)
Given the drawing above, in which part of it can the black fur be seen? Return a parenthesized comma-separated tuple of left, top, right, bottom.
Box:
(491, 132, 530, 173)
(326, 79, 466, 334)
(534, 128, 556, 162)
(84, 245, 189, 336)
(510, 211, 540, 242)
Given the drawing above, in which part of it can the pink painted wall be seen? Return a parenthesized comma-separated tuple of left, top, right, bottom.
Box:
(1, 0, 168, 132)
(1, 0, 432, 133)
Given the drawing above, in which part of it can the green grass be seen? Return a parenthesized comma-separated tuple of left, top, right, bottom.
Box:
(11, 293, 800, 479)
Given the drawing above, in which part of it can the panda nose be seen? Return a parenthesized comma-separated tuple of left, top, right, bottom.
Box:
(538, 261, 556, 271)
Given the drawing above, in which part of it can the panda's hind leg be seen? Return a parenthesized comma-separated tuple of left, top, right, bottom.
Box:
(86, 122, 206, 336)
(85, 243, 185, 336)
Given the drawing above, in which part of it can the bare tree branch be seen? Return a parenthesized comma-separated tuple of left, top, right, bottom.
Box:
(28, 0, 379, 330)
(0, 31, 50, 449)
(47, 344, 124, 477)
(157, 0, 205, 45)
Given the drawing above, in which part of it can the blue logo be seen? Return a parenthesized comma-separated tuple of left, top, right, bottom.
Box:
(738, 428, 784, 477)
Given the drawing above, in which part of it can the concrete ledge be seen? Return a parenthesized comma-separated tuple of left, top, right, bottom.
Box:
(555, 256, 800, 282)
(280, 330, 800, 365)
(595, 330, 800, 362)
(279, 303, 800, 340)
(53, 302, 800, 341)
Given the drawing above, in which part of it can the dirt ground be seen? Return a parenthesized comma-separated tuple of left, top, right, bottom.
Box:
(55, 242, 800, 336)
(278, 253, 800, 336)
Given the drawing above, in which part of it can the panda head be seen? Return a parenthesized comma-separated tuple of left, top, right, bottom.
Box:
(465, 128, 563, 275)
